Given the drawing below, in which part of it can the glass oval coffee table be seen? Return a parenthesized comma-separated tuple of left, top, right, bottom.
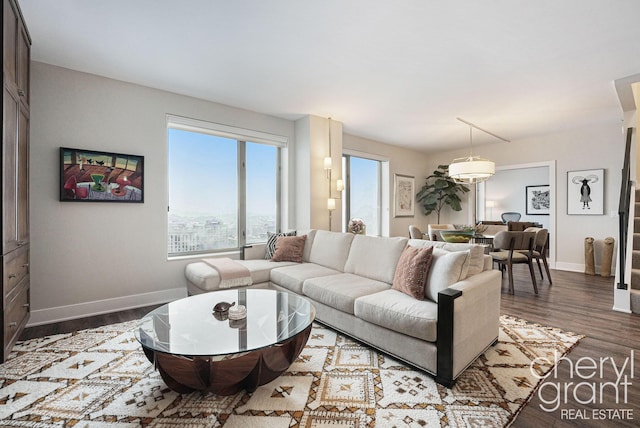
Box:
(135, 288, 315, 395)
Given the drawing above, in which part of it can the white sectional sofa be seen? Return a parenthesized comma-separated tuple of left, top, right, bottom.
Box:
(185, 229, 501, 387)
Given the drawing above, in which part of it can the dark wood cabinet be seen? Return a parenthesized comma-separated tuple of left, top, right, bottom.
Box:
(2, 0, 31, 361)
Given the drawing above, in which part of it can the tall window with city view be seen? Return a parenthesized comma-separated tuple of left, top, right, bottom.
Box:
(343, 155, 382, 235)
(167, 125, 279, 256)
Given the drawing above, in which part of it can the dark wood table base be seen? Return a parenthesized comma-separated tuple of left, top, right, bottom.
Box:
(142, 323, 312, 395)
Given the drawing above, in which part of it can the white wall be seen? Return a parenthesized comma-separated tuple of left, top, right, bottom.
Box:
(424, 124, 624, 271)
(483, 166, 550, 228)
(29, 62, 295, 324)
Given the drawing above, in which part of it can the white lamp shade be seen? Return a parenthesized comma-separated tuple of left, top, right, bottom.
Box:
(323, 157, 332, 170)
(486, 200, 496, 208)
(448, 157, 495, 183)
(327, 198, 336, 210)
(336, 179, 344, 192)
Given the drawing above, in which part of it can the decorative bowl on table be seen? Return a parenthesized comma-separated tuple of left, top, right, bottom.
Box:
(440, 229, 475, 243)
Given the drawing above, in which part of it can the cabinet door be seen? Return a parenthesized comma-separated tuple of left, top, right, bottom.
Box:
(2, 86, 18, 253)
(2, 0, 17, 87)
(17, 103, 29, 243)
(16, 17, 30, 106)
(3, 278, 29, 360)
(2, 244, 28, 297)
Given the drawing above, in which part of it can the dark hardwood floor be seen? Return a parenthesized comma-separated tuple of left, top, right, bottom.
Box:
(19, 268, 640, 427)
(500, 267, 639, 428)
(19, 305, 162, 340)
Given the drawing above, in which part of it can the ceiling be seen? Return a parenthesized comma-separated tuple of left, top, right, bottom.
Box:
(18, 0, 640, 152)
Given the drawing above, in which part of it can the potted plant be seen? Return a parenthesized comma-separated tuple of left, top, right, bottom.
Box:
(416, 165, 471, 223)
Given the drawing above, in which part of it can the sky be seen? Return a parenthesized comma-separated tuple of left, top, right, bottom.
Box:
(168, 128, 276, 218)
(168, 128, 381, 230)
(348, 156, 379, 228)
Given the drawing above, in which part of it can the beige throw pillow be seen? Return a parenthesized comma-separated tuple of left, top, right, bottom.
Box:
(441, 243, 485, 276)
(425, 248, 471, 302)
(392, 246, 434, 300)
(271, 235, 307, 263)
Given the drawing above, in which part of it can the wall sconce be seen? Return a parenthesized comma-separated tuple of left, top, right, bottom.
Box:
(323, 156, 332, 178)
(327, 198, 336, 210)
(336, 179, 344, 192)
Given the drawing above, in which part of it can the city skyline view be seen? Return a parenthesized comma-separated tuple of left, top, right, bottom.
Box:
(167, 128, 277, 254)
(167, 128, 383, 254)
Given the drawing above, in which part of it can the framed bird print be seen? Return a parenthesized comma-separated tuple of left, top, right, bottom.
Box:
(567, 168, 604, 215)
(60, 147, 144, 202)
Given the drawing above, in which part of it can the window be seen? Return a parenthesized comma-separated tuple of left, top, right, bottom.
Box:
(167, 117, 283, 256)
(343, 155, 383, 236)
(245, 142, 279, 244)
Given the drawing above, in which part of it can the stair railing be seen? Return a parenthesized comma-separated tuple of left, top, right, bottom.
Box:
(618, 127, 634, 289)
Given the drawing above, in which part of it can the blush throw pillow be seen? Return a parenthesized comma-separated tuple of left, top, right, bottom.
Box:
(271, 235, 307, 263)
(265, 231, 296, 259)
(391, 246, 434, 300)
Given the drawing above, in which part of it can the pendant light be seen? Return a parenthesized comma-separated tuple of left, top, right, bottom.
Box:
(448, 118, 504, 184)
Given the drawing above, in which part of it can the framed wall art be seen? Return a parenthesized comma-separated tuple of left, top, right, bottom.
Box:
(394, 174, 415, 217)
(567, 168, 603, 215)
(525, 185, 550, 215)
(60, 147, 144, 203)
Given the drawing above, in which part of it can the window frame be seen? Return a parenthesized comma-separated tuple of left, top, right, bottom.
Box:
(166, 115, 285, 257)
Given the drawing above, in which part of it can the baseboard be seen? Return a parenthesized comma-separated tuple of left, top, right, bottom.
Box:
(554, 262, 585, 273)
(27, 287, 187, 327)
(554, 262, 615, 276)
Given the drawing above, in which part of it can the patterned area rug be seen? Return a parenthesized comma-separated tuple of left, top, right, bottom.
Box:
(0, 315, 582, 427)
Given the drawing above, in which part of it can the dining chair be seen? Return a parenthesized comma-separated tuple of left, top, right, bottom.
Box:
(427, 224, 454, 241)
(408, 225, 424, 239)
(501, 212, 521, 223)
(491, 231, 538, 294)
(521, 227, 552, 284)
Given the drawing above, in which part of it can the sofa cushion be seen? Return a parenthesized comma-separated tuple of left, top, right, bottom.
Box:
(407, 239, 445, 250)
(409, 239, 484, 276)
(302, 229, 317, 262)
(302, 273, 390, 315)
(344, 235, 408, 284)
(240, 260, 297, 284)
(425, 248, 470, 302)
(270, 263, 341, 294)
(392, 246, 434, 300)
(271, 235, 307, 262)
(185, 259, 296, 291)
(308, 230, 355, 271)
(354, 289, 438, 342)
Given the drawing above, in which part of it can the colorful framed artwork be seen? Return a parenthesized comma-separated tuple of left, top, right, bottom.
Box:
(526, 185, 550, 215)
(393, 173, 415, 217)
(567, 168, 604, 215)
(60, 147, 144, 203)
